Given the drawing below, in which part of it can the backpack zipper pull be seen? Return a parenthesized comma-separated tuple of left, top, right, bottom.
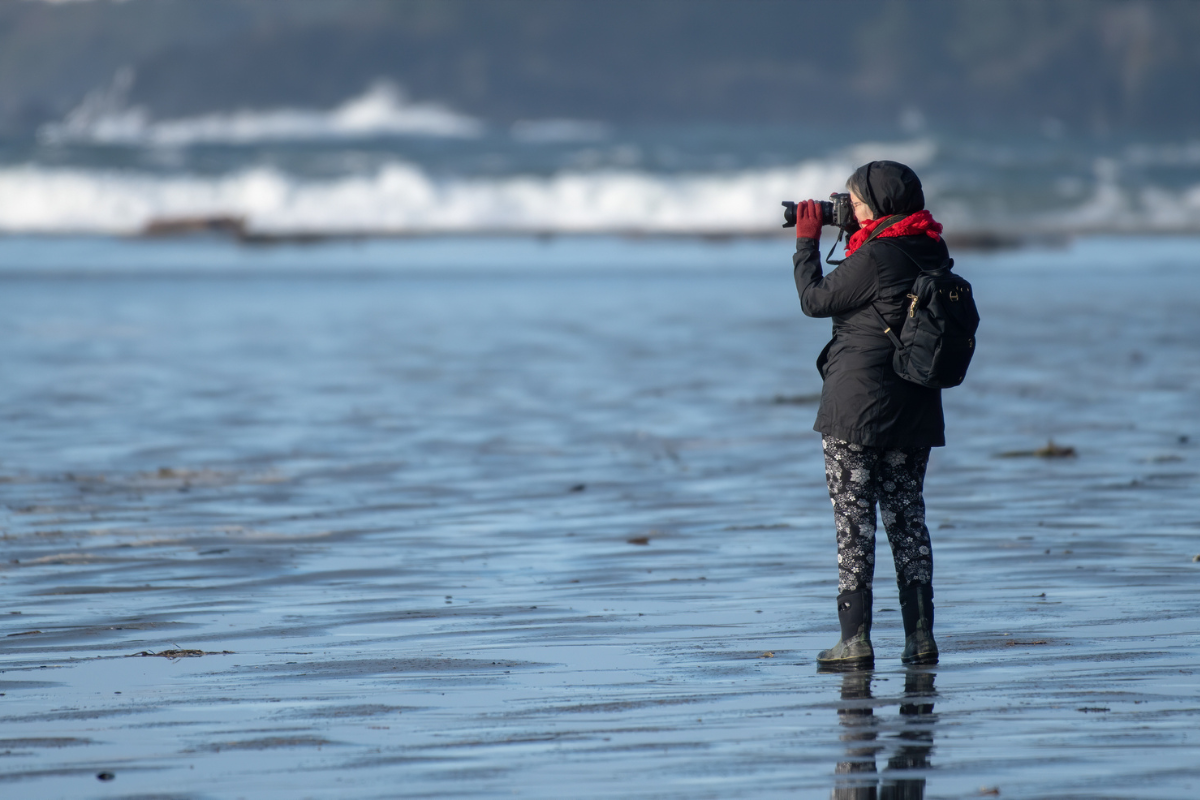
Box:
(906, 293, 919, 318)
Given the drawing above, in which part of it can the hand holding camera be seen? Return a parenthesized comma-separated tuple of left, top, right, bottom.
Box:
(788, 199, 824, 241)
(782, 192, 860, 241)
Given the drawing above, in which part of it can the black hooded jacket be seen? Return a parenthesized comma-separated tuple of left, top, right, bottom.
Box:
(792, 161, 946, 449)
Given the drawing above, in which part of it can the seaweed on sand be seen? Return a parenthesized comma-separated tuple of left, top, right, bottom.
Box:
(130, 647, 234, 659)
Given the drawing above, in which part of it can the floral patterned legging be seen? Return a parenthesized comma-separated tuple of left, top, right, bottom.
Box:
(822, 435, 933, 593)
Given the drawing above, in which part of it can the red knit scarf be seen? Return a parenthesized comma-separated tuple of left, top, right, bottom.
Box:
(843, 210, 943, 257)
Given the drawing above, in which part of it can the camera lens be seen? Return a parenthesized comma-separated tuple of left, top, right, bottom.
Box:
(781, 201, 797, 228)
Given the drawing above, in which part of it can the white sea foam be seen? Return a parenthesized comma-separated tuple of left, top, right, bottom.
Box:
(2, 156, 1198, 237)
(40, 79, 483, 145)
(1043, 156, 1200, 231)
(0, 160, 855, 235)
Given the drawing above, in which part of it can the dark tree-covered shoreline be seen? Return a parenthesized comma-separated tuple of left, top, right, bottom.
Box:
(0, 0, 1194, 136)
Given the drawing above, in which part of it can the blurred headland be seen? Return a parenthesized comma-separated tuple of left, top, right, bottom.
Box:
(1, 0, 1197, 136)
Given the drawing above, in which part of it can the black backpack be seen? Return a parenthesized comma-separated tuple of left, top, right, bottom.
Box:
(849, 214, 979, 388)
(868, 247, 979, 391)
(863, 228, 980, 389)
(835, 214, 984, 388)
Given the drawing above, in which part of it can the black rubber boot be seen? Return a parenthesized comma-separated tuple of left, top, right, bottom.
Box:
(817, 589, 874, 670)
(899, 583, 938, 665)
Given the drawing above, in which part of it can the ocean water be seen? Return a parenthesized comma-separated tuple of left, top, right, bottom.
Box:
(0, 234, 1198, 798)
(4, 81, 1200, 236)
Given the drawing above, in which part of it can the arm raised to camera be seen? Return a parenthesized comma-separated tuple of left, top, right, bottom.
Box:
(793, 240, 878, 318)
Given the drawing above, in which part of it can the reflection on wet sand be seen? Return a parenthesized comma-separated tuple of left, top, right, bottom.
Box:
(831, 671, 936, 800)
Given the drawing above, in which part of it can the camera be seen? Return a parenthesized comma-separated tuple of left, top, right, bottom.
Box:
(782, 192, 857, 232)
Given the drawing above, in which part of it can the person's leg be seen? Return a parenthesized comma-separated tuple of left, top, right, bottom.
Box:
(825, 436, 881, 593)
(877, 447, 932, 589)
(877, 446, 938, 664)
(818, 436, 880, 667)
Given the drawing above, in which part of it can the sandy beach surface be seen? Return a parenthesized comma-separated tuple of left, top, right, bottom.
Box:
(1, 235, 1198, 799)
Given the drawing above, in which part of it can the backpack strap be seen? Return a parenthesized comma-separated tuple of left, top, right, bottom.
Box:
(863, 214, 906, 245)
(860, 217, 910, 351)
(868, 305, 906, 351)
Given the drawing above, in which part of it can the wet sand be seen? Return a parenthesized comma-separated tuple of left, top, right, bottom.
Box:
(1, 236, 1198, 798)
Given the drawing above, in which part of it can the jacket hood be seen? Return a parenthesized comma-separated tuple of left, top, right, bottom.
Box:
(847, 161, 925, 218)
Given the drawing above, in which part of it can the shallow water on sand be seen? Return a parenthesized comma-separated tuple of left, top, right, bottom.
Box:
(0, 235, 1198, 799)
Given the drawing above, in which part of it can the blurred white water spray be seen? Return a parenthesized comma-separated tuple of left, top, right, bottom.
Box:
(39, 72, 483, 146)
(0, 160, 856, 235)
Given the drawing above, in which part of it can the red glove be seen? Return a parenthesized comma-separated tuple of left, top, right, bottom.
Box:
(794, 199, 823, 241)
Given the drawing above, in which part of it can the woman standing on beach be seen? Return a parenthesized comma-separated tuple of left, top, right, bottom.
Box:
(791, 160, 945, 669)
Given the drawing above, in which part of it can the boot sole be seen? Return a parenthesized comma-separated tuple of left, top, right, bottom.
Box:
(815, 651, 875, 671)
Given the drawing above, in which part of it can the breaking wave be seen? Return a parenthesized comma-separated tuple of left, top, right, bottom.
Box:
(0, 160, 855, 235)
(2, 154, 1199, 237)
(40, 78, 483, 145)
